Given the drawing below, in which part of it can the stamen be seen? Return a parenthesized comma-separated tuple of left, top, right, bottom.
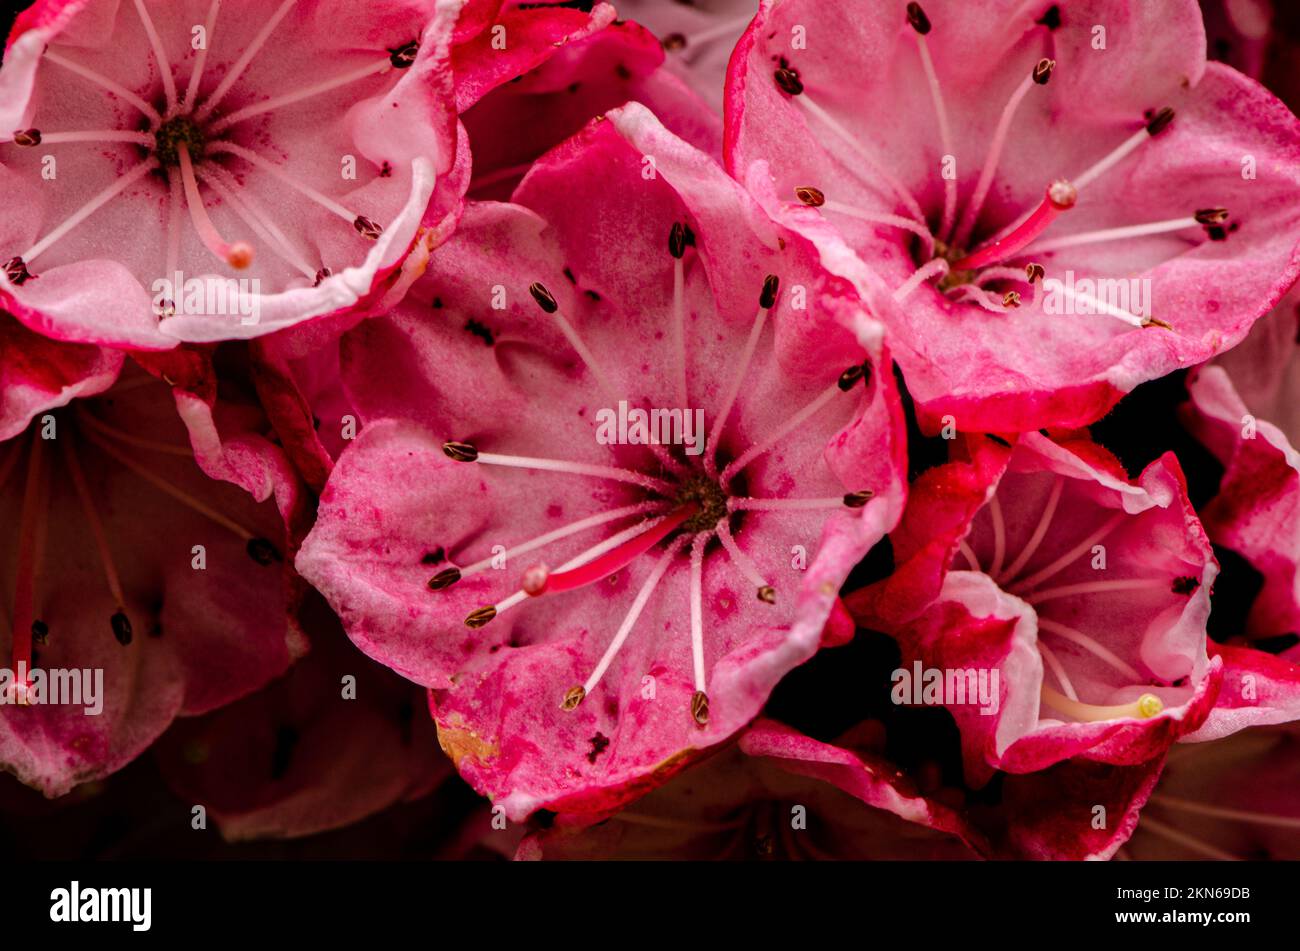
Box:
(721, 379, 845, 484)
(957, 539, 981, 570)
(566, 537, 688, 704)
(443, 442, 674, 495)
(1038, 617, 1143, 681)
(813, 195, 936, 259)
(16, 130, 154, 146)
(1137, 815, 1240, 861)
(1149, 795, 1300, 831)
(207, 142, 367, 232)
(998, 476, 1063, 582)
(208, 57, 393, 134)
(893, 258, 949, 302)
(705, 276, 778, 478)
(1040, 684, 1163, 721)
(1027, 216, 1205, 254)
(689, 534, 707, 697)
(907, 3, 957, 241)
(1037, 640, 1078, 701)
(668, 13, 755, 53)
(9, 434, 47, 680)
(987, 494, 1007, 578)
(1072, 108, 1173, 191)
(1012, 511, 1123, 591)
(177, 143, 254, 269)
(199, 167, 316, 278)
(730, 492, 872, 512)
(669, 223, 689, 410)
(43, 50, 162, 125)
(76, 408, 192, 456)
(184, 0, 223, 107)
(715, 521, 772, 600)
(21, 160, 156, 265)
(133, 0, 177, 113)
(462, 517, 688, 628)
(794, 95, 926, 224)
(953, 59, 1055, 249)
(63, 433, 131, 633)
(80, 424, 258, 542)
(195, 0, 296, 120)
(432, 502, 662, 588)
(950, 180, 1076, 271)
(1045, 280, 1159, 329)
(1026, 578, 1168, 604)
(522, 505, 697, 596)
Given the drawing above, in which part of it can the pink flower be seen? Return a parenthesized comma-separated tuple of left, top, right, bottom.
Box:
(742, 717, 1167, 859)
(1122, 723, 1300, 860)
(296, 103, 908, 820)
(0, 309, 121, 440)
(725, 0, 1300, 431)
(0, 0, 464, 346)
(848, 431, 1222, 784)
(515, 732, 977, 859)
(0, 363, 304, 796)
(155, 596, 447, 841)
(615, 0, 757, 112)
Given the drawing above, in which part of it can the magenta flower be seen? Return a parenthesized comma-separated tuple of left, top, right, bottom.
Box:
(155, 598, 447, 841)
(515, 732, 977, 860)
(296, 103, 907, 819)
(725, 0, 1300, 431)
(849, 431, 1221, 783)
(0, 364, 303, 796)
(0, 0, 464, 346)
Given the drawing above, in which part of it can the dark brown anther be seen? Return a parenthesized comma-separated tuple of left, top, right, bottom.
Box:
(4, 256, 34, 285)
(246, 537, 281, 565)
(986, 433, 1012, 448)
(759, 274, 780, 309)
(111, 611, 133, 646)
(353, 216, 383, 240)
(691, 690, 710, 726)
(388, 40, 419, 69)
(837, 363, 867, 391)
(669, 221, 688, 259)
(313, 267, 332, 286)
(1143, 317, 1174, 330)
(906, 2, 932, 34)
(1032, 58, 1055, 84)
(427, 567, 461, 590)
(1002, 291, 1021, 308)
(561, 684, 586, 711)
(1145, 106, 1175, 136)
(662, 32, 687, 51)
(843, 490, 874, 508)
(31, 620, 49, 645)
(13, 128, 41, 147)
(774, 67, 803, 96)
(529, 281, 559, 313)
(1025, 262, 1045, 283)
(465, 605, 497, 629)
(795, 186, 826, 207)
(1194, 207, 1229, 225)
(442, 441, 479, 462)
(757, 585, 776, 605)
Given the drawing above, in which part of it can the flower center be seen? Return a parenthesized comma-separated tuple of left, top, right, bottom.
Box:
(152, 114, 207, 168)
(675, 473, 730, 533)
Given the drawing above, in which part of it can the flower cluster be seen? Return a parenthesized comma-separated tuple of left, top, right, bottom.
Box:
(1, 0, 1298, 862)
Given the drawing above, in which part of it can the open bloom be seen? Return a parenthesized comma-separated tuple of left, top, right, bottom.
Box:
(514, 734, 977, 860)
(849, 431, 1222, 784)
(296, 102, 907, 820)
(726, 0, 1300, 431)
(155, 595, 447, 841)
(0, 364, 303, 796)
(0, 0, 464, 346)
